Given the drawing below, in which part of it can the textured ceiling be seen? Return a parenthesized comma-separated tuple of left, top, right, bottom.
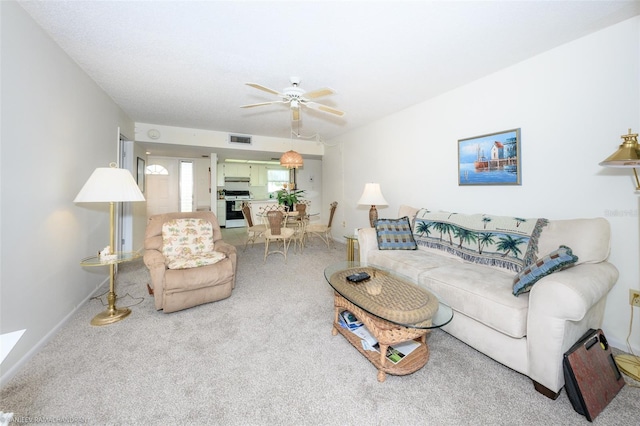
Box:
(19, 1, 640, 151)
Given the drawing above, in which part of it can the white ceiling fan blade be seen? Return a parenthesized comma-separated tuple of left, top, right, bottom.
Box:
(240, 101, 285, 108)
(305, 102, 345, 117)
(246, 83, 282, 96)
(303, 87, 335, 99)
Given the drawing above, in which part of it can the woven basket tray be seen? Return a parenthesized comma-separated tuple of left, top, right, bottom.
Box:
(329, 267, 439, 325)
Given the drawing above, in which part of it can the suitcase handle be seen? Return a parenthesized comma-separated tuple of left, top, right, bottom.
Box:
(584, 333, 609, 351)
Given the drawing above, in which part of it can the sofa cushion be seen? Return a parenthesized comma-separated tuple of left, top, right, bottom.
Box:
(413, 209, 548, 273)
(419, 263, 529, 338)
(537, 218, 610, 265)
(375, 216, 417, 250)
(368, 249, 462, 282)
(512, 245, 578, 296)
(162, 218, 215, 258)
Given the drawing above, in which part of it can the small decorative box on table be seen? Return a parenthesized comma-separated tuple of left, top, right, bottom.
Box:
(324, 261, 453, 382)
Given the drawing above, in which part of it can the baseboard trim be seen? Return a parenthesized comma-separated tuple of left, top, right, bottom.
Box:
(0, 277, 109, 388)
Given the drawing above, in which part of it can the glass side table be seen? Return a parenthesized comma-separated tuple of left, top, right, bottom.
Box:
(344, 234, 359, 262)
(81, 251, 141, 326)
(80, 251, 141, 266)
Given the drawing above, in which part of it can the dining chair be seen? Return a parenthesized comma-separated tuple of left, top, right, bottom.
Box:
(241, 204, 266, 251)
(290, 203, 308, 252)
(305, 201, 338, 249)
(263, 210, 294, 262)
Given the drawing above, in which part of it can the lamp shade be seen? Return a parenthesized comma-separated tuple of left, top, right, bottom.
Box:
(280, 150, 304, 169)
(599, 129, 640, 168)
(74, 163, 145, 203)
(357, 183, 388, 206)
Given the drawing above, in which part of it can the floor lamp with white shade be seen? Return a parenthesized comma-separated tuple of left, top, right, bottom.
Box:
(74, 163, 145, 326)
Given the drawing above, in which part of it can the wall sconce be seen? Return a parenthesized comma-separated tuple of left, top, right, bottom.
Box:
(599, 129, 640, 190)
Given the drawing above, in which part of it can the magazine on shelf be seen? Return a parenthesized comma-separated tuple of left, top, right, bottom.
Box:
(340, 310, 363, 330)
(338, 310, 420, 364)
(374, 340, 421, 364)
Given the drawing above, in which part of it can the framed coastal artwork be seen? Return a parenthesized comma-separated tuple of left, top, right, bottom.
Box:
(458, 128, 521, 186)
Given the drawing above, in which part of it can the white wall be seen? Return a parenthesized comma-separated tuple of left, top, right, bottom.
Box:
(135, 123, 324, 157)
(324, 17, 640, 352)
(0, 2, 137, 384)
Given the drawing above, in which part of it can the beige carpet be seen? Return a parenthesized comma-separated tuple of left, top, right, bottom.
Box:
(1, 239, 639, 425)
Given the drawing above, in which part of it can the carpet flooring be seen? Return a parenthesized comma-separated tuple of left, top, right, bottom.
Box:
(1, 236, 638, 425)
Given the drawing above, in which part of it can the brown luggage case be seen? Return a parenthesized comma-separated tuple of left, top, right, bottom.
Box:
(562, 328, 625, 422)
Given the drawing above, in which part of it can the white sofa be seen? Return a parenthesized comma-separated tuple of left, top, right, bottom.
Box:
(358, 205, 619, 399)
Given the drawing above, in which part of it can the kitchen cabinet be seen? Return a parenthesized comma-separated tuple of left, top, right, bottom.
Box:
(220, 163, 250, 178)
(216, 200, 226, 226)
(216, 164, 225, 183)
(250, 165, 267, 186)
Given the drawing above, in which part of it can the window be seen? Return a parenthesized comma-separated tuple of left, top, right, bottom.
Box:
(179, 161, 194, 212)
(267, 169, 289, 193)
(145, 164, 168, 175)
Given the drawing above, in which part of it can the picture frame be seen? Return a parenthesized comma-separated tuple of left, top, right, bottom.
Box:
(458, 128, 521, 186)
(136, 157, 146, 192)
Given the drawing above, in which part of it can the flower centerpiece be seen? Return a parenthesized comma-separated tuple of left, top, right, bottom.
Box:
(276, 185, 305, 211)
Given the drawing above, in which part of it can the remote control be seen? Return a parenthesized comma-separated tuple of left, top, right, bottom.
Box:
(346, 272, 371, 283)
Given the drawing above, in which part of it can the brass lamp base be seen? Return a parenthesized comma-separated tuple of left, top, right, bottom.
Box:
(91, 306, 131, 326)
(91, 283, 130, 326)
(615, 354, 640, 382)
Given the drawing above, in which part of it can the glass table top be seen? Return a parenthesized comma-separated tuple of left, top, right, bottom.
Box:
(80, 251, 141, 266)
(324, 261, 453, 329)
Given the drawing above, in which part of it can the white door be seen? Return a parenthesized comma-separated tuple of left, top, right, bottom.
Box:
(146, 159, 179, 216)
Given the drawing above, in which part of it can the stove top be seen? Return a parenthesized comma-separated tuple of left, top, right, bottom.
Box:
(225, 190, 251, 200)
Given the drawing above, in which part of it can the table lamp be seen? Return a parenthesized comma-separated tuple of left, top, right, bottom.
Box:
(74, 162, 145, 325)
(358, 183, 388, 227)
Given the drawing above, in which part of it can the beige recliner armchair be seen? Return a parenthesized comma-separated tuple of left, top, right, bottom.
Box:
(143, 212, 237, 313)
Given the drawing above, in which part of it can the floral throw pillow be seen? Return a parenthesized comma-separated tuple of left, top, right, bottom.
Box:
(512, 245, 578, 296)
(375, 216, 417, 250)
(162, 218, 214, 258)
(166, 251, 226, 270)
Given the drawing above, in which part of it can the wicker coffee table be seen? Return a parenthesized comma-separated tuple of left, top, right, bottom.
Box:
(324, 261, 453, 382)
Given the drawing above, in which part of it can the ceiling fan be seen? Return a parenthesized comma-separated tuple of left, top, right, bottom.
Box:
(240, 76, 345, 122)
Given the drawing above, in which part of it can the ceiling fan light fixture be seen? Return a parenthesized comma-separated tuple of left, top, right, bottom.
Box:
(280, 150, 304, 169)
(241, 77, 345, 122)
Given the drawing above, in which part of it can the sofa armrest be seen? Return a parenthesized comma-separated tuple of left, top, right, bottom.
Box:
(526, 261, 618, 393)
(528, 262, 618, 320)
(143, 249, 167, 310)
(143, 249, 165, 268)
(214, 240, 236, 257)
(214, 240, 238, 288)
(357, 227, 378, 262)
